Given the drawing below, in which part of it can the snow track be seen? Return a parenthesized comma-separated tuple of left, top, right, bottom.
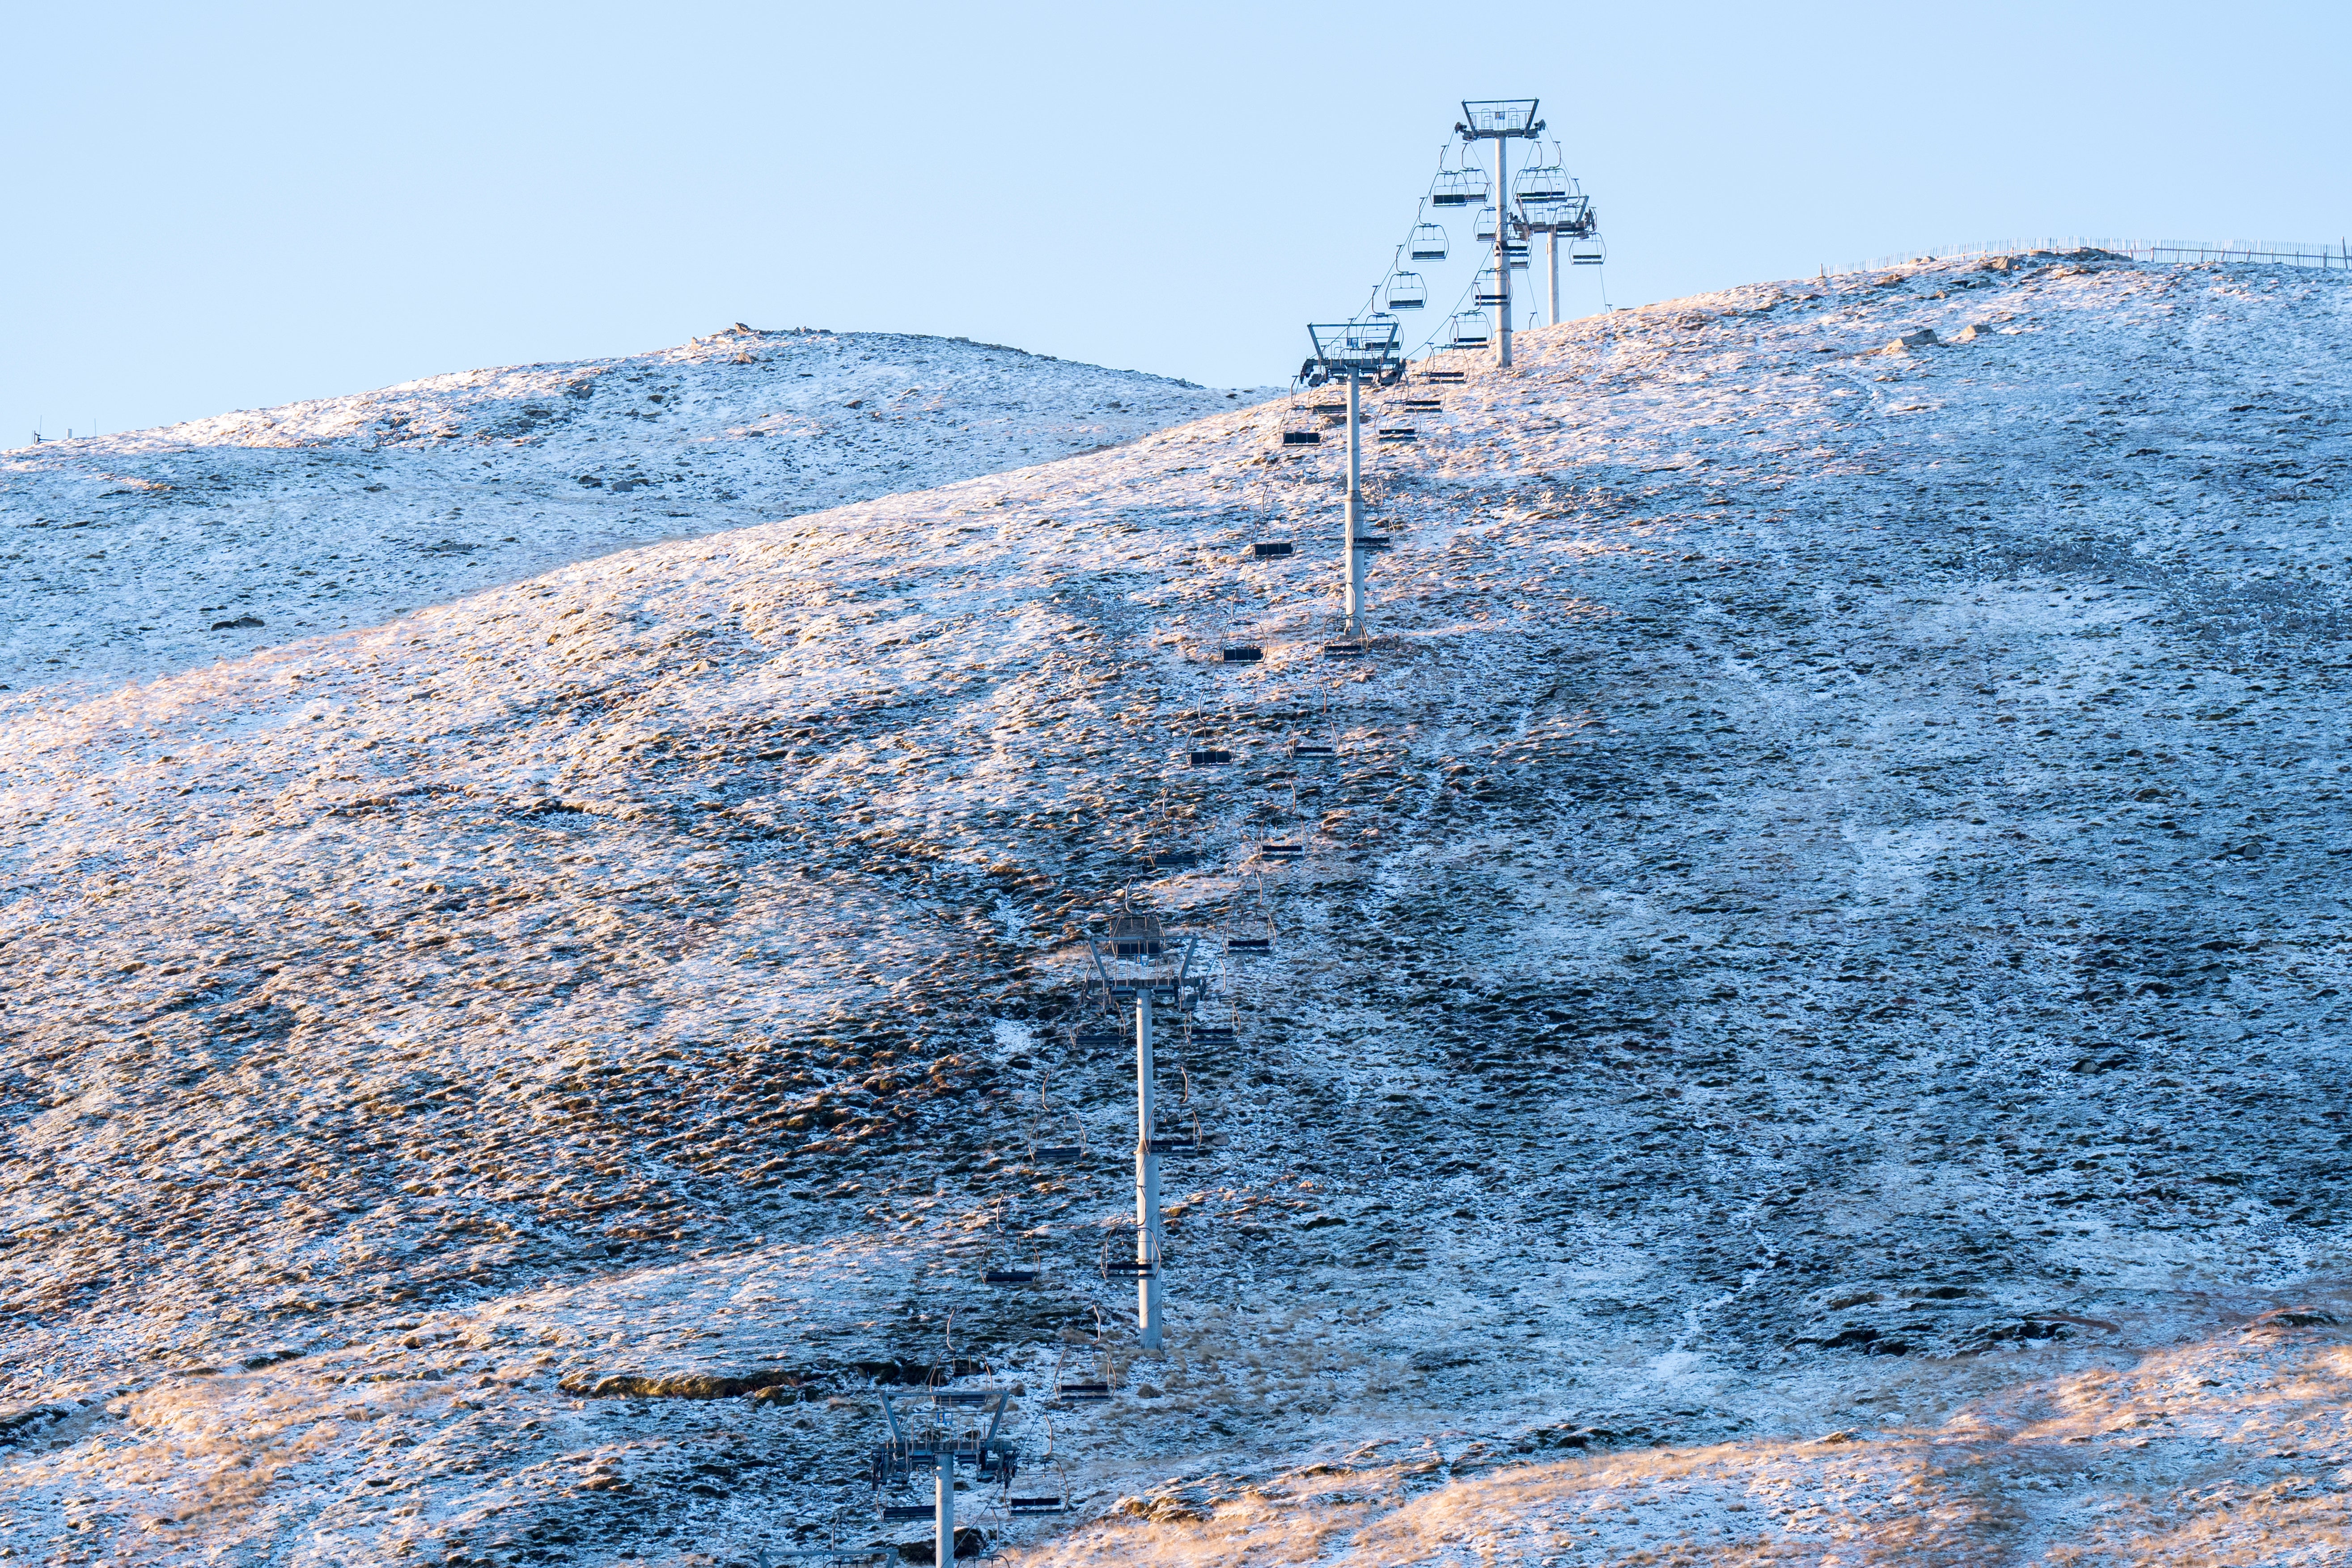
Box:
(4, 251, 2352, 1563)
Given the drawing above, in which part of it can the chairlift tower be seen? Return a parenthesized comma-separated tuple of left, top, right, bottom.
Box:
(1301, 320, 1403, 639)
(1520, 191, 1596, 327)
(1456, 99, 1545, 366)
(1085, 902, 1202, 1349)
(869, 1386, 1016, 1568)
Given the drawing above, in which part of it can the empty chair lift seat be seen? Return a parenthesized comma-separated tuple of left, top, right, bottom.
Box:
(1376, 426, 1415, 444)
(1253, 541, 1295, 559)
(983, 1266, 1039, 1285)
(1187, 748, 1234, 767)
(1421, 368, 1466, 384)
(1035, 1144, 1084, 1164)
(1226, 934, 1273, 952)
(1220, 645, 1263, 663)
(1321, 642, 1366, 659)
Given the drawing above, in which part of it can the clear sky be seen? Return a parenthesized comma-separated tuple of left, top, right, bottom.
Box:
(5, 0, 2347, 441)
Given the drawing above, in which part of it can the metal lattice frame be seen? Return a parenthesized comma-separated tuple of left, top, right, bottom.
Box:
(1457, 98, 1544, 139)
(1305, 319, 1403, 381)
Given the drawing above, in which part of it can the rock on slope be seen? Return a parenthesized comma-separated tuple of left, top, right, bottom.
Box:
(0, 326, 1244, 692)
(2, 250, 2352, 1564)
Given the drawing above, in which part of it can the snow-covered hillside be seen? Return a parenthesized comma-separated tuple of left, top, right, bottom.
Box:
(4, 251, 2352, 1565)
(0, 327, 1247, 692)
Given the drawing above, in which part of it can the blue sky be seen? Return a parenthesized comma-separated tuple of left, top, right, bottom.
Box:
(4, 0, 2346, 438)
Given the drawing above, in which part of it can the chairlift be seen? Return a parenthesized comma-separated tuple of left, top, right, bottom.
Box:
(1384, 270, 1428, 311)
(1473, 205, 1500, 243)
(1407, 220, 1449, 262)
(1420, 367, 1467, 384)
(1053, 1381, 1113, 1405)
(1276, 393, 1322, 447)
(1321, 642, 1366, 659)
(1007, 1425, 1073, 1513)
(758, 1542, 888, 1565)
(1289, 741, 1336, 759)
(1100, 1225, 1157, 1279)
(1376, 425, 1415, 444)
(1402, 395, 1442, 411)
(1220, 645, 1263, 664)
(1186, 748, 1233, 767)
(1146, 847, 1201, 870)
(1474, 267, 1507, 306)
(1028, 1070, 1085, 1166)
(1514, 160, 1570, 206)
(1253, 541, 1295, 559)
(1571, 235, 1607, 266)
(1227, 934, 1272, 953)
(983, 1263, 1039, 1286)
(1257, 842, 1306, 860)
(1428, 166, 1477, 209)
(1354, 534, 1392, 550)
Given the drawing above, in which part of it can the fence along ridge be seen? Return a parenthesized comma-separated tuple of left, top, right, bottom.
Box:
(1839, 236, 2352, 274)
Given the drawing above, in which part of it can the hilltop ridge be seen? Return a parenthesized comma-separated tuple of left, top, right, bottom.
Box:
(0, 325, 1246, 691)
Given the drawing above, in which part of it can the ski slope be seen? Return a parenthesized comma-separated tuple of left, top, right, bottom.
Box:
(0, 326, 1247, 693)
(3, 252, 2351, 1564)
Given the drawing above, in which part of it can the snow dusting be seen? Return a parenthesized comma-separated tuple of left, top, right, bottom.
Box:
(0, 326, 1243, 694)
(4, 250, 2352, 1564)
